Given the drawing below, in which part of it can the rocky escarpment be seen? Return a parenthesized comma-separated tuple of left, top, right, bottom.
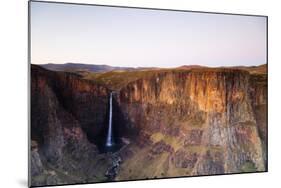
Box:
(115, 68, 267, 180)
(249, 73, 267, 168)
(30, 64, 267, 185)
(31, 65, 114, 186)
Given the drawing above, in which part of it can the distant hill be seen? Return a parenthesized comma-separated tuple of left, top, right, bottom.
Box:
(40, 63, 267, 75)
(40, 63, 138, 73)
(177, 64, 267, 74)
(177, 65, 206, 70)
(39, 63, 267, 90)
(230, 64, 267, 74)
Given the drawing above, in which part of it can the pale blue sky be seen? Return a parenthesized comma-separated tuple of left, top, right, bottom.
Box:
(30, 1, 267, 68)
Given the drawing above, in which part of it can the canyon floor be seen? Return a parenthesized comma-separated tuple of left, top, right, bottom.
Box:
(30, 63, 267, 186)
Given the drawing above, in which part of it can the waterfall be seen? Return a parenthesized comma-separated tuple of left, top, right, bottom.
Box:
(106, 92, 114, 147)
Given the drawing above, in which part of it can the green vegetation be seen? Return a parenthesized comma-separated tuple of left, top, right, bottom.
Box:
(83, 68, 192, 90)
(84, 70, 156, 90)
(240, 161, 257, 172)
(150, 132, 183, 151)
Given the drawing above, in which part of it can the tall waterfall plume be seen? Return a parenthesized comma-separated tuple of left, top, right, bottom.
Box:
(106, 92, 114, 147)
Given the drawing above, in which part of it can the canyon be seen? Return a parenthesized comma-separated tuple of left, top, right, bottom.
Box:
(30, 64, 267, 186)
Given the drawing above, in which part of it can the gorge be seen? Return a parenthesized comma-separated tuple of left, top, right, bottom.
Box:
(30, 64, 267, 186)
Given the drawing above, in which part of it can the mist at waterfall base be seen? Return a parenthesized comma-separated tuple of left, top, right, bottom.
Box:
(95, 93, 123, 153)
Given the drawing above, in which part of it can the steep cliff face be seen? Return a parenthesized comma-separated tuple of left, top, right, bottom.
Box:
(31, 65, 113, 186)
(116, 69, 267, 179)
(249, 73, 267, 168)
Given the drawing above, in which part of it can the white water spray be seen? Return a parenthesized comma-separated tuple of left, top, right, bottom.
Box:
(106, 92, 113, 147)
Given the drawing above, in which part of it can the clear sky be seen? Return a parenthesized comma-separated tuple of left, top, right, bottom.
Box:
(30, 1, 267, 68)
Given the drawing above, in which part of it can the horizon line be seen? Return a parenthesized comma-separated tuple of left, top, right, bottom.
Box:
(31, 62, 267, 69)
